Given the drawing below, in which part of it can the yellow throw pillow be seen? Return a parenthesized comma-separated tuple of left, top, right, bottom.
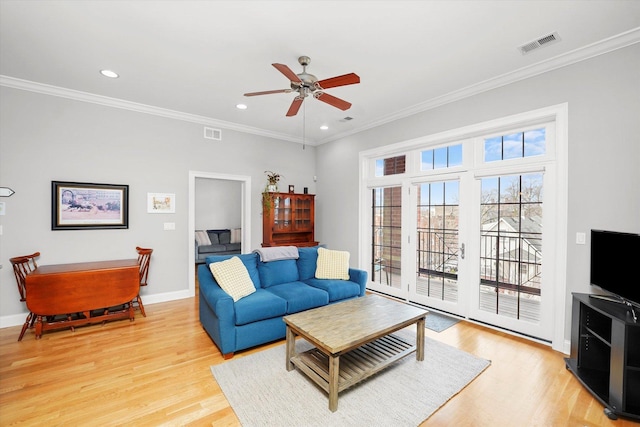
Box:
(209, 256, 256, 302)
(315, 247, 350, 280)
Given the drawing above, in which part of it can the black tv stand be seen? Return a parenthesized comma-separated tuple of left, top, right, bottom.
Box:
(566, 293, 640, 421)
(589, 294, 638, 322)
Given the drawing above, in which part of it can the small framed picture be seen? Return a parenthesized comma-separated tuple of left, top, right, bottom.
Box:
(288, 185, 295, 193)
(147, 192, 176, 213)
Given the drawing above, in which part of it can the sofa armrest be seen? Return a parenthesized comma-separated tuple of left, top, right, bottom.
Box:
(198, 264, 238, 355)
(197, 264, 235, 321)
(349, 268, 368, 296)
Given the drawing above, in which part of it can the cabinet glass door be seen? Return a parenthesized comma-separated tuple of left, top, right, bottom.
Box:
(294, 197, 312, 231)
(273, 196, 291, 231)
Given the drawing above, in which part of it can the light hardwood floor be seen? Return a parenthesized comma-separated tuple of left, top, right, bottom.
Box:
(0, 296, 637, 426)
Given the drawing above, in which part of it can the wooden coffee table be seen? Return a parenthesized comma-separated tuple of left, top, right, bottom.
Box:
(283, 294, 427, 412)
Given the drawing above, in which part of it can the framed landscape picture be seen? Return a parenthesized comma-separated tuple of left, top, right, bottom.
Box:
(51, 181, 129, 230)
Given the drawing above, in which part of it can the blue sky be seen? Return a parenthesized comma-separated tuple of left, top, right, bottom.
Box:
(485, 128, 546, 162)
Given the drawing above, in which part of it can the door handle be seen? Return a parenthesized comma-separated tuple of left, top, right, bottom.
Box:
(460, 243, 465, 260)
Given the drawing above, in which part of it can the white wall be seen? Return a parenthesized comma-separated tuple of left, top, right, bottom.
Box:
(315, 44, 640, 344)
(0, 87, 316, 323)
(195, 178, 241, 230)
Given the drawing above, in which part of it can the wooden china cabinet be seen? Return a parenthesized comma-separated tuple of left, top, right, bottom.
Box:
(262, 192, 318, 247)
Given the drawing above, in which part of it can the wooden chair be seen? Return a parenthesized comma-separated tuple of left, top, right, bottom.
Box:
(10, 252, 40, 341)
(134, 246, 153, 317)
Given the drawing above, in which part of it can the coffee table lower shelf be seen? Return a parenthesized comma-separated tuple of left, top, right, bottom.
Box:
(290, 334, 414, 396)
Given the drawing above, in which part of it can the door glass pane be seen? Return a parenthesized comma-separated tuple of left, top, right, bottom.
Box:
(416, 180, 459, 302)
(371, 187, 402, 288)
(479, 173, 543, 321)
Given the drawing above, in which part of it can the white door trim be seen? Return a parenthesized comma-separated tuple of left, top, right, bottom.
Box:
(188, 171, 252, 296)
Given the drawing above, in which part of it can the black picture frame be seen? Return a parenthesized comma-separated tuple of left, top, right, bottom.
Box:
(288, 185, 295, 193)
(51, 181, 129, 230)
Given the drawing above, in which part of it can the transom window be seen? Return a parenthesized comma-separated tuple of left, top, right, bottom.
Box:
(375, 155, 406, 177)
(484, 128, 546, 162)
(420, 144, 462, 170)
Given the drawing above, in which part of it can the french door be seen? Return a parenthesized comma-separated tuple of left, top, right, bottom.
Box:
(364, 113, 565, 344)
(408, 178, 466, 316)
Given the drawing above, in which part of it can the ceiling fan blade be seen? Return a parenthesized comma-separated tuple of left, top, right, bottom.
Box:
(244, 89, 292, 97)
(316, 73, 360, 89)
(273, 63, 302, 83)
(314, 92, 352, 111)
(286, 97, 304, 117)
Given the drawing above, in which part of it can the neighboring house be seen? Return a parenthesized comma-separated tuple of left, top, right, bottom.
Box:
(480, 216, 542, 297)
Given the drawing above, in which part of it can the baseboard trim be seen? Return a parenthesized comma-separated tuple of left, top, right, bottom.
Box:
(0, 290, 193, 329)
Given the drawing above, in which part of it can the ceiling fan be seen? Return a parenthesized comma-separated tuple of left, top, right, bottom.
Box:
(244, 56, 360, 117)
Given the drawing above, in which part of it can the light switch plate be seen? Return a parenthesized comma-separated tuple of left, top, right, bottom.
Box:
(163, 222, 176, 231)
(576, 232, 586, 245)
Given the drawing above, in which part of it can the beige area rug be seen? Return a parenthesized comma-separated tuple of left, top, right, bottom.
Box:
(210, 328, 490, 426)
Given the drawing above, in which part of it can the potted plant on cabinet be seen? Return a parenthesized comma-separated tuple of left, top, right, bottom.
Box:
(262, 171, 282, 211)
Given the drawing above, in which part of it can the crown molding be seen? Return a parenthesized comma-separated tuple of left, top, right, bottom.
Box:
(318, 27, 640, 145)
(2, 27, 638, 147)
(0, 75, 303, 144)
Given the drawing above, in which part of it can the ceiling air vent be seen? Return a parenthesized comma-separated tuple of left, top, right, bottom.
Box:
(204, 127, 222, 140)
(339, 116, 354, 123)
(518, 32, 560, 55)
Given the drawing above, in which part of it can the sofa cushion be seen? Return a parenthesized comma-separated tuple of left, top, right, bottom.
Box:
(297, 246, 321, 280)
(258, 259, 299, 288)
(206, 231, 220, 245)
(224, 242, 242, 252)
(206, 253, 261, 289)
(219, 231, 231, 244)
(198, 244, 228, 254)
(195, 230, 211, 246)
(234, 289, 287, 326)
(209, 256, 256, 302)
(303, 278, 361, 302)
(265, 282, 329, 314)
(315, 247, 350, 280)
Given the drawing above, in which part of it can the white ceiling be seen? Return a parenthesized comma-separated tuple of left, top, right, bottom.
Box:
(1, 1, 639, 145)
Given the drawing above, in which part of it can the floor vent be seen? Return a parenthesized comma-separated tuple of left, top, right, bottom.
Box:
(204, 127, 222, 140)
(518, 32, 560, 54)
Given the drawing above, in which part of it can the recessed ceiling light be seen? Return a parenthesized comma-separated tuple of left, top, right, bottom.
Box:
(100, 69, 119, 78)
(320, 125, 329, 130)
(236, 104, 248, 110)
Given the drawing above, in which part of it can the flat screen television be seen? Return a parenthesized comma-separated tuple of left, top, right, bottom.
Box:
(590, 229, 640, 310)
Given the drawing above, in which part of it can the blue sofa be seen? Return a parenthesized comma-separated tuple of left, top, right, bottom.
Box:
(198, 246, 367, 358)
